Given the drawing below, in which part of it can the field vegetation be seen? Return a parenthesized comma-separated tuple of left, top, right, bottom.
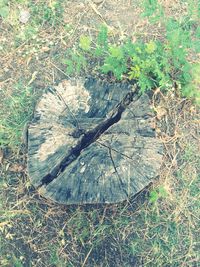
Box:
(0, 0, 199, 266)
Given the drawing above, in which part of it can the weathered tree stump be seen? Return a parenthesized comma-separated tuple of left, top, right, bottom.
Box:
(27, 78, 163, 204)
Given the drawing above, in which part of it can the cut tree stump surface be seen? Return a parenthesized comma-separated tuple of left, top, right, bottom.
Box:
(27, 78, 163, 204)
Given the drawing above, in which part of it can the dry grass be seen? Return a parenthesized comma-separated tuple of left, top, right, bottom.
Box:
(0, 0, 199, 266)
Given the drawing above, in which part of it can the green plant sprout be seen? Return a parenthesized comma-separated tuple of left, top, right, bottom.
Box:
(64, 14, 199, 104)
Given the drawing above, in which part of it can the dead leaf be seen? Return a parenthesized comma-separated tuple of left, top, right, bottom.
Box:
(5, 163, 10, 171)
(28, 71, 38, 85)
(9, 163, 24, 172)
(5, 232, 15, 240)
(41, 46, 50, 52)
(154, 87, 161, 95)
(156, 128, 161, 134)
(155, 106, 167, 120)
(0, 149, 4, 164)
(150, 120, 156, 129)
(0, 221, 10, 230)
(26, 56, 32, 66)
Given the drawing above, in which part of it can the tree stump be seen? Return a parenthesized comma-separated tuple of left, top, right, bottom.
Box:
(27, 78, 163, 204)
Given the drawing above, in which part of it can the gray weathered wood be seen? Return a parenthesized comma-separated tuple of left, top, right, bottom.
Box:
(27, 78, 163, 204)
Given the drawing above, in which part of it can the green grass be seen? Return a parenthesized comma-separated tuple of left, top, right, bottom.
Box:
(0, 82, 37, 148)
(63, 2, 200, 103)
(0, 0, 199, 266)
(1, 138, 199, 266)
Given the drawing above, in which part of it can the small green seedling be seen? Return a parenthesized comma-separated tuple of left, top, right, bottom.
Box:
(149, 186, 168, 203)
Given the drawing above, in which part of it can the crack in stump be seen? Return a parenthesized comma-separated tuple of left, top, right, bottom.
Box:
(40, 86, 139, 187)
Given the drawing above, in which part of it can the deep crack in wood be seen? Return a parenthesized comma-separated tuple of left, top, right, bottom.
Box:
(41, 89, 139, 186)
(27, 78, 163, 204)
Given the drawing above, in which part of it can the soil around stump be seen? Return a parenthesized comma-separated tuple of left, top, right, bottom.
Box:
(27, 78, 163, 204)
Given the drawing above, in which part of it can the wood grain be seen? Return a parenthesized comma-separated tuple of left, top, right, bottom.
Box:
(27, 78, 163, 204)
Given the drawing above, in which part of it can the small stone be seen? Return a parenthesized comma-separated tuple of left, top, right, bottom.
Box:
(80, 166, 86, 173)
(19, 9, 30, 24)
